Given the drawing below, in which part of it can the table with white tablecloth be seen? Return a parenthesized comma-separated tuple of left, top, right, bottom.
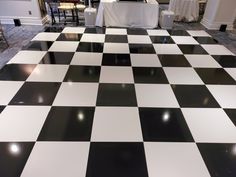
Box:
(169, 0, 199, 22)
(95, 0, 159, 28)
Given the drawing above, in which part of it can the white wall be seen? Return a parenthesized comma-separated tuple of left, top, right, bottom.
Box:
(215, 0, 236, 24)
(201, 0, 236, 30)
(0, 0, 47, 25)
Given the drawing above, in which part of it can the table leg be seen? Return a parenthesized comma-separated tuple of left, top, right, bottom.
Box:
(74, 3, 79, 26)
(48, 3, 56, 25)
(72, 9, 75, 21)
(58, 9, 61, 22)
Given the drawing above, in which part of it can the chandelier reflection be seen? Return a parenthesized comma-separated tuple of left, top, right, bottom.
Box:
(162, 111, 170, 123)
(9, 143, 21, 155)
(77, 111, 85, 121)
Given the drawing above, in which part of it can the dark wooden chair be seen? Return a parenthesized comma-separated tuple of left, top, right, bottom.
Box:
(45, 0, 59, 25)
(46, 0, 84, 25)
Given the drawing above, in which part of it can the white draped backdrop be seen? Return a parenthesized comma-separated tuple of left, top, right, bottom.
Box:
(169, 0, 199, 22)
(96, 0, 159, 28)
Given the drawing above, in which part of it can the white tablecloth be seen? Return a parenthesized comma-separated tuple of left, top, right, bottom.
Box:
(95, 0, 159, 28)
(169, 0, 199, 22)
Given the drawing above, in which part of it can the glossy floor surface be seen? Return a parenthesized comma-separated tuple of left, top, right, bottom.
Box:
(0, 27, 236, 177)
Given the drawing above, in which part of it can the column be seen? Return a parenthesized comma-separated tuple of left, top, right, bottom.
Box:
(201, 0, 236, 30)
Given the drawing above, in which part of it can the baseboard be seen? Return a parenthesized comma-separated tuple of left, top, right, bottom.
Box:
(201, 18, 234, 30)
(0, 15, 49, 26)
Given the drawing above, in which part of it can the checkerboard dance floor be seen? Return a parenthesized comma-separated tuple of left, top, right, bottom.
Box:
(0, 27, 236, 177)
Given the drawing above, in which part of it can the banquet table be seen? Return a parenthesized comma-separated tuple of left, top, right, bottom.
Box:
(169, 0, 199, 22)
(95, 0, 159, 28)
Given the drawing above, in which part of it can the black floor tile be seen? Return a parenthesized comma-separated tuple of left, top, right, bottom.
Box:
(178, 45, 208, 54)
(195, 68, 236, 85)
(171, 85, 220, 108)
(96, 83, 137, 106)
(9, 82, 61, 105)
(102, 54, 131, 66)
(197, 143, 236, 177)
(38, 106, 95, 141)
(139, 108, 193, 142)
(150, 36, 175, 44)
(22, 41, 53, 51)
(0, 106, 5, 113)
(0, 142, 34, 177)
(133, 67, 169, 83)
(84, 27, 106, 34)
(0, 64, 36, 81)
(127, 29, 148, 35)
(194, 37, 218, 44)
(56, 33, 82, 41)
(77, 42, 104, 53)
(168, 30, 190, 36)
(105, 35, 128, 43)
(158, 55, 191, 67)
(129, 44, 156, 54)
(63, 65, 101, 82)
(213, 55, 236, 68)
(44, 27, 63, 32)
(86, 142, 148, 177)
(39, 52, 74, 64)
(224, 109, 236, 126)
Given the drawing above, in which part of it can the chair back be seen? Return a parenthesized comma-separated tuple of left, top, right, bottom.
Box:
(59, 2, 75, 6)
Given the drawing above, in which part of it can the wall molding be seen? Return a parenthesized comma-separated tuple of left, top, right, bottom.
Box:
(0, 15, 49, 25)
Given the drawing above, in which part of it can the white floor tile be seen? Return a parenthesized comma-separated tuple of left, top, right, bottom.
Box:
(0, 81, 24, 105)
(225, 68, 236, 81)
(53, 82, 98, 106)
(105, 28, 127, 35)
(130, 54, 161, 67)
(164, 67, 204, 84)
(27, 64, 69, 82)
(0, 106, 50, 141)
(80, 34, 105, 43)
(100, 66, 134, 83)
(103, 43, 130, 53)
(32, 32, 60, 41)
(8, 51, 46, 64)
(202, 45, 235, 55)
(187, 30, 211, 37)
(147, 29, 170, 36)
(207, 85, 236, 108)
(91, 107, 143, 142)
(182, 108, 236, 143)
(70, 52, 102, 66)
(144, 142, 211, 177)
(49, 41, 79, 52)
(154, 44, 183, 54)
(128, 35, 152, 44)
(21, 142, 89, 177)
(171, 36, 199, 45)
(185, 55, 221, 68)
(62, 27, 85, 34)
(135, 84, 179, 107)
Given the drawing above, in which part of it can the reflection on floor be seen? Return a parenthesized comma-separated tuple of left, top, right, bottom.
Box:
(0, 27, 236, 177)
